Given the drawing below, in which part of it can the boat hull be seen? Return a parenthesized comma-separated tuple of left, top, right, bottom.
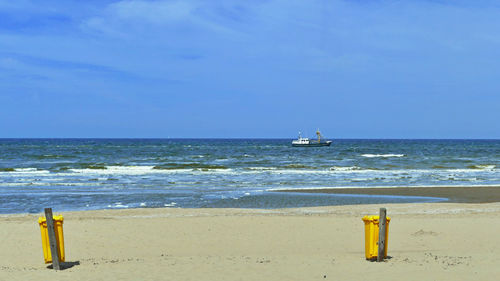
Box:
(292, 141, 332, 147)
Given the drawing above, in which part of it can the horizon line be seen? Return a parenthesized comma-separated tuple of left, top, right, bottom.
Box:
(1, 137, 500, 140)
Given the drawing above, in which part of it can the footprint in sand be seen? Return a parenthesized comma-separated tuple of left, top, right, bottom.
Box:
(411, 229, 438, 236)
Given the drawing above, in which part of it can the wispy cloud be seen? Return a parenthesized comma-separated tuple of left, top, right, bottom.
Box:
(82, 0, 241, 37)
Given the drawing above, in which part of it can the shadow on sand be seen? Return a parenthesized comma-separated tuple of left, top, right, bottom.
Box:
(46, 261, 80, 270)
(366, 256, 393, 262)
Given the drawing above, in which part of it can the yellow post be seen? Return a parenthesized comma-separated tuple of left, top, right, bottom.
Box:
(362, 215, 390, 260)
(38, 215, 65, 263)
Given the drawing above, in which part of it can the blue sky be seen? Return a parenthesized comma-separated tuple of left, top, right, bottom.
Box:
(1, 0, 499, 138)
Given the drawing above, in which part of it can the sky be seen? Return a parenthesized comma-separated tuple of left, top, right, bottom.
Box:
(1, 0, 500, 138)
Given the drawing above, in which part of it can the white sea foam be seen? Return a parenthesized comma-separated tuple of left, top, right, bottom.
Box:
(329, 166, 361, 171)
(269, 169, 333, 175)
(107, 203, 128, 208)
(349, 178, 372, 182)
(69, 166, 191, 175)
(246, 167, 277, 171)
(267, 167, 500, 177)
(0, 182, 49, 187)
(15, 168, 38, 171)
(3, 165, 498, 183)
(68, 166, 239, 176)
(58, 166, 500, 177)
(270, 168, 380, 175)
(3, 168, 51, 175)
(361, 154, 405, 158)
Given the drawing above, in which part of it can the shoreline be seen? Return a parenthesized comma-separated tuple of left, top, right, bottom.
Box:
(2, 185, 500, 216)
(274, 185, 500, 203)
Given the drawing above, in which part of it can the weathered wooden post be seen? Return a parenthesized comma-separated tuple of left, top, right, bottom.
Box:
(44, 208, 61, 270)
(377, 208, 387, 262)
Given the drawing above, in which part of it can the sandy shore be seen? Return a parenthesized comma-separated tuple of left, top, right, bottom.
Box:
(1, 202, 499, 281)
(277, 185, 500, 203)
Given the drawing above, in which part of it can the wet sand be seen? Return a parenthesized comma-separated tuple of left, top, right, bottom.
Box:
(276, 186, 500, 203)
(1, 203, 500, 281)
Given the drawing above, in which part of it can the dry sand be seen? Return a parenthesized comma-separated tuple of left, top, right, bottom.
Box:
(1, 202, 500, 280)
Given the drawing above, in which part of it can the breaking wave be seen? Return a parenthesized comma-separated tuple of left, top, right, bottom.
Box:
(153, 163, 228, 170)
(361, 154, 405, 158)
(329, 166, 362, 171)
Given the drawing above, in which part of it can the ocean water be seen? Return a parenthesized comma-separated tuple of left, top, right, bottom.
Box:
(1, 139, 499, 214)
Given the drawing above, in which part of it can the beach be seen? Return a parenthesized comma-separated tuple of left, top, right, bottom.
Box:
(1, 201, 500, 281)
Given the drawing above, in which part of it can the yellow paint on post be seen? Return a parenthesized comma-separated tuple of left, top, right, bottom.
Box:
(38, 215, 65, 263)
(362, 215, 390, 260)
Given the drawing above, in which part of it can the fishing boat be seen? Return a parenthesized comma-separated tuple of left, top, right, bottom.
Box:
(292, 129, 332, 147)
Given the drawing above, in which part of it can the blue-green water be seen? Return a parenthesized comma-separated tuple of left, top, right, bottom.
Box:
(1, 139, 499, 214)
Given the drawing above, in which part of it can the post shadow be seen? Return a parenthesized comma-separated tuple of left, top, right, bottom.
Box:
(47, 261, 80, 270)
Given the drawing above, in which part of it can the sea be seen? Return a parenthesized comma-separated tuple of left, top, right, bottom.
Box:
(1, 139, 499, 214)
